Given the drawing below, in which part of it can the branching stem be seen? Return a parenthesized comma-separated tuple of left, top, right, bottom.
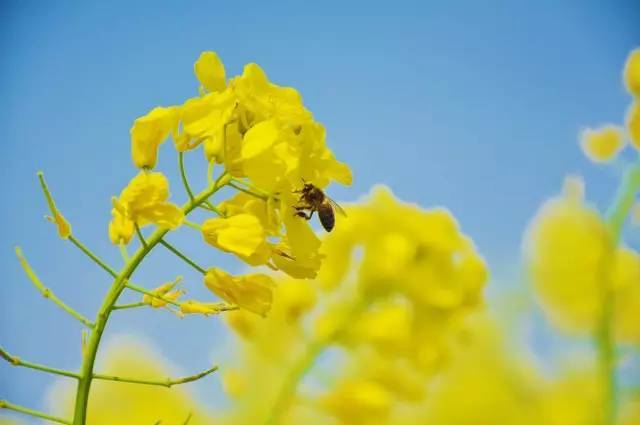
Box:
(1, 399, 71, 424)
(93, 365, 218, 388)
(0, 346, 79, 379)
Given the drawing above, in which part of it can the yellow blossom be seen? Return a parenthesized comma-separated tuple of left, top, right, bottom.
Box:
(623, 47, 640, 97)
(201, 214, 271, 265)
(194, 51, 226, 93)
(179, 300, 223, 316)
(627, 101, 640, 149)
(108, 207, 134, 245)
(142, 277, 184, 308)
(524, 182, 612, 333)
(611, 246, 640, 342)
(319, 379, 392, 423)
(46, 211, 71, 239)
(109, 172, 183, 244)
(204, 268, 275, 316)
(579, 125, 625, 163)
(130, 106, 178, 169)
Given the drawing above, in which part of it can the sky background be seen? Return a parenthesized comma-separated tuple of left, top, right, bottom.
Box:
(1, 0, 639, 423)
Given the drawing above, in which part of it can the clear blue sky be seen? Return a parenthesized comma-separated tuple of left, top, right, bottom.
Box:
(1, 1, 639, 422)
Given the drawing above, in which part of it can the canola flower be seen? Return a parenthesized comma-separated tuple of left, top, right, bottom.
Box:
(215, 186, 488, 424)
(525, 47, 640, 425)
(1, 50, 351, 425)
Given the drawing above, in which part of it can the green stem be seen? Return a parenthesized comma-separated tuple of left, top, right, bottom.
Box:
(183, 220, 202, 231)
(124, 282, 182, 308)
(15, 247, 94, 328)
(0, 346, 79, 379)
(72, 181, 225, 425)
(228, 181, 269, 201)
(179, 152, 196, 202)
(1, 399, 71, 424)
(264, 298, 368, 425)
(93, 365, 218, 388)
(134, 222, 148, 248)
(111, 302, 147, 311)
(598, 159, 640, 425)
(159, 239, 207, 275)
(119, 244, 130, 263)
(68, 235, 118, 278)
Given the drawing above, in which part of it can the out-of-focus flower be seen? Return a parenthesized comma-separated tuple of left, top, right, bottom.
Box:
(204, 268, 275, 316)
(180, 300, 225, 316)
(46, 339, 213, 424)
(109, 172, 183, 244)
(524, 177, 640, 341)
(130, 106, 178, 169)
(623, 48, 640, 97)
(627, 101, 640, 150)
(579, 125, 626, 163)
(319, 379, 392, 423)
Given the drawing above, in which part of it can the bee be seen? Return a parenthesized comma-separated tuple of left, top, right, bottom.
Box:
(293, 182, 346, 232)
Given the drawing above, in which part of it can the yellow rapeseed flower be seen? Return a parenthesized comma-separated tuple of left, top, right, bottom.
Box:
(179, 300, 224, 316)
(579, 125, 626, 163)
(319, 379, 392, 423)
(623, 47, 640, 97)
(204, 268, 275, 316)
(627, 101, 640, 149)
(109, 172, 183, 244)
(130, 106, 178, 169)
(142, 277, 184, 308)
(194, 51, 226, 93)
(201, 214, 272, 266)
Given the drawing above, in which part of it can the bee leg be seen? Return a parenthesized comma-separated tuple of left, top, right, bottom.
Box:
(295, 211, 313, 221)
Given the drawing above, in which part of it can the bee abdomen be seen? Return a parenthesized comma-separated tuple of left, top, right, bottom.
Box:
(318, 203, 335, 232)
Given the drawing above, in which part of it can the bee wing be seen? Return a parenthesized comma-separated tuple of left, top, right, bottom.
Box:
(326, 196, 347, 217)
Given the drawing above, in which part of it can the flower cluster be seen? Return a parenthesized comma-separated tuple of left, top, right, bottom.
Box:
(215, 186, 488, 424)
(579, 49, 640, 162)
(109, 51, 352, 315)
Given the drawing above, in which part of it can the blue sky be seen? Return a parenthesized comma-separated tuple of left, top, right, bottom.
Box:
(1, 0, 639, 422)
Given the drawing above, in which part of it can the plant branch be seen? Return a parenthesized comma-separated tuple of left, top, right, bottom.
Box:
(179, 152, 196, 202)
(0, 346, 79, 379)
(1, 400, 72, 424)
(134, 222, 148, 248)
(93, 365, 218, 388)
(68, 235, 118, 278)
(158, 239, 207, 275)
(228, 181, 269, 201)
(124, 282, 182, 307)
(111, 302, 147, 311)
(15, 247, 94, 328)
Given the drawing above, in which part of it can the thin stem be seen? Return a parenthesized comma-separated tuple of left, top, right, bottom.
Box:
(264, 298, 368, 425)
(228, 181, 269, 201)
(183, 220, 202, 231)
(112, 302, 147, 311)
(37, 171, 58, 214)
(73, 180, 227, 425)
(68, 235, 118, 278)
(598, 159, 640, 425)
(119, 244, 130, 263)
(179, 152, 196, 202)
(203, 200, 224, 216)
(15, 247, 94, 328)
(207, 161, 215, 186)
(1, 400, 71, 424)
(93, 365, 218, 388)
(134, 222, 148, 248)
(0, 346, 79, 379)
(159, 239, 207, 275)
(124, 282, 182, 308)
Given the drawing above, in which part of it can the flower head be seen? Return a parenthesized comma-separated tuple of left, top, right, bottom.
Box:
(623, 48, 640, 97)
(130, 107, 178, 169)
(579, 125, 625, 163)
(108, 172, 183, 244)
(204, 268, 275, 316)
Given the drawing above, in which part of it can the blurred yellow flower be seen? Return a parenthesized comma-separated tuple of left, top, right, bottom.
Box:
(579, 125, 626, 163)
(194, 51, 226, 93)
(130, 106, 178, 169)
(525, 178, 640, 342)
(627, 101, 640, 149)
(319, 379, 392, 423)
(623, 47, 640, 97)
(109, 171, 183, 244)
(204, 268, 274, 316)
(180, 300, 225, 316)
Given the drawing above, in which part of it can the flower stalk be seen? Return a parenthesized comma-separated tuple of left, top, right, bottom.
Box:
(1, 399, 72, 425)
(93, 365, 218, 388)
(0, 346, 79, 379)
